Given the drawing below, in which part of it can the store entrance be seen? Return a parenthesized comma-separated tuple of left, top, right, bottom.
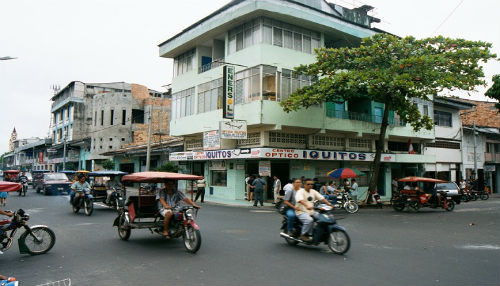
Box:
(268, 161, 290, 200)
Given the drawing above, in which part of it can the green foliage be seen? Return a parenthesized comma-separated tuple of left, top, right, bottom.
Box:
(485, 74, 500, 111)
(281, 34, 497, 131)
(155, 162, 179, 173)
(102, 159, 115, 170)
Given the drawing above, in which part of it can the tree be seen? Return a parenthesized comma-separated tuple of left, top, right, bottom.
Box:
(281, 34, 496, 196)
(102, 159, 115, 170)
(155, 162, 179, 173)
(485, 74, 500, 111)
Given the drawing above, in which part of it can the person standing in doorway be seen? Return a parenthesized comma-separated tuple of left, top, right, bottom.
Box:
(272, 175, 282, 204)
(251, 175, 266, 207)
(195, 177, 206, 203)
(246, 175, 255, 201)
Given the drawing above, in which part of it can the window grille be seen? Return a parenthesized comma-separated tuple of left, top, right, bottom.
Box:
(269, 132, 307, 145)
(348, 138, 371, 151)
(312, 135, 345, 149)
(237, 133, 261, 147)
(186, 139, 203, 151)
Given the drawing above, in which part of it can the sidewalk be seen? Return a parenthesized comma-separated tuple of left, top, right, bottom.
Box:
(201, 197, 275, 208)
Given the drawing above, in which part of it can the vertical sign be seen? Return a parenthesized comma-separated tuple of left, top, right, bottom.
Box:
(223, 65, 235, 119)
(203, 130, 221, 151)
(258, 161, 271, 177)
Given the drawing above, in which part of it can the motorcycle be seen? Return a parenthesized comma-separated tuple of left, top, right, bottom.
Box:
(18, 178, 28, 197)
(330, 192, 359, 214)
(0, 209, 56, 255)
(460, 189, 473, 202)
(72, 189, 94, 216)
(279, 204, 350, 255)
(407, 191, 455, 212)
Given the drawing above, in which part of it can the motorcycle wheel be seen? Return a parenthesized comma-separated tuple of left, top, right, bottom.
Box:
(480, 193, 489, 200)
(117, 214, 131, 241)
(20, 226, 56, 255)
(183, 226, 202, 253)
(328, 229, 350, 255)
(84, 199, 94, 216)
(445, 200, 455, 211)
(72, 202, 80, 213)
(409, 201, 421, 212)
(344, 201, 359, 214)
(472, 194, 478, 201)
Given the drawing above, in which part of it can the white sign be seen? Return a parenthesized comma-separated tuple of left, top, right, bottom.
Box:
(209, 160, 226, 170)
(485, 165, 496, 172)
(203, 130, 220, 151)
(220, 121, 247, 139)
(223, 65, 235, 119)
(259, 161, 271, 177)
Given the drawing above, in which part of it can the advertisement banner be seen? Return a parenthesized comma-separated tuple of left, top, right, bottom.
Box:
(203, 130, 220, 151)
(220, 120, 247, 139)
(259, 161, 271, 177)
(222, 65, 235, 119)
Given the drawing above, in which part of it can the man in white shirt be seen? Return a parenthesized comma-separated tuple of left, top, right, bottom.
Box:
(295, 178, 333, 242)
(350, 179, 359, 202)
(273, 175, 282, 204)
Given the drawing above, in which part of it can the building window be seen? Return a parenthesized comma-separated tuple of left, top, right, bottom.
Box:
(312, 135, 345, 149)
(173, 49, 195, 77)
(211, 171, 227, 187)
(186, 139, 203, 151)
(434, 110, 452, 127)
(197, 80, 222, 114)
(121, 138, 125, 141)
(122, 110, 126, 125)
(235, 67, 261, 104)
(426, 141, 460, 149)
(423, 105, 429, 117)
(172, 87, 196, 118)
(132, 109, 145, 124)
(94, 111, 97, 126)
(269, 132, 307, 145)
(109, 138, 113, 141)
(101, 110, 104, 126)
(110, 110, 114, 125)
(237, 133, 261, 147)
(280, 69, 313, 101)
(227, 17, 320, 55)
(348, 138, 371, 151)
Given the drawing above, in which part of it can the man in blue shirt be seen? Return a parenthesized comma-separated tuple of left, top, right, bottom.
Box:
(251, 175, 266, 207)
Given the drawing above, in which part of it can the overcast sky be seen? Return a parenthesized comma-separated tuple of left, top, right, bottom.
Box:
(1, 0, 499, 154)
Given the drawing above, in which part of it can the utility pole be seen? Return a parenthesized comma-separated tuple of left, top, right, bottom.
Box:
(473, 120, 478, 180)
(32, 145, 35, 172)
(145, 106, 152, 171)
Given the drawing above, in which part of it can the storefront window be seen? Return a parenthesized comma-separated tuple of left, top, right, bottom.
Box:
(212, 171, 227, 186)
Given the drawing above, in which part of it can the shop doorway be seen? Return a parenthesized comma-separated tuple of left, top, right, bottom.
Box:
(192, 162, 205, 176)
(120, 163, 135, 187)
(268, 162, 290, 200)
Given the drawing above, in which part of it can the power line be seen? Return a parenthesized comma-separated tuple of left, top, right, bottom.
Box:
(431, 0, 465, 36)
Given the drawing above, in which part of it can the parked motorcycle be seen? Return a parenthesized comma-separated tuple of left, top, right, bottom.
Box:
(279, 204, 350, 255)
(478, 190, 489, 200)
(331, 192, 359, 214)
(72, 189, 94, 216)
(0, 209, 56, 255)
(18, 178, 28, 197)
(460, 189, 473, 202)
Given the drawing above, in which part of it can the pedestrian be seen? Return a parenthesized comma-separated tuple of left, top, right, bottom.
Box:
(350, 178, 359, 202)
(272, 175, 281, 204)
(251, 175, 266, 207)
(246, 175, 255, 201)
(195, 177, 206, 203)
(0, 190, 7, 207)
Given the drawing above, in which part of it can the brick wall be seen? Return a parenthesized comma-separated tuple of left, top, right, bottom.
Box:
(459, 99, 500, 128)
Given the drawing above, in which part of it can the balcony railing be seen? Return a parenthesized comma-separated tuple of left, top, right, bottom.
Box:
(485, 153, 500, 163)
(198, 59, 225, 74)
(326, 109, 405, 126)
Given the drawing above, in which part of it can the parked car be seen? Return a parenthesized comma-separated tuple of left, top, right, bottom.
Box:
(435, 182, 461, 204)
(40, 173, 72, 195)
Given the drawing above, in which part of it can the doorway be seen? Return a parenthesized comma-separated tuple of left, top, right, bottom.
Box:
(268, 161, 290, 200)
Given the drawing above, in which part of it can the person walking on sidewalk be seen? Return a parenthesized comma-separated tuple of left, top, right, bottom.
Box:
(195, 178, 206, 203)
(272, 175, 282, 204)
(251, 175, 266, 207)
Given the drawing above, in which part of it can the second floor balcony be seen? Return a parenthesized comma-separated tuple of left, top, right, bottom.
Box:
(485, 152, 500, 163)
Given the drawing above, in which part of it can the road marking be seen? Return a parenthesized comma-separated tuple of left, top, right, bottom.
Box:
(95, 203, 110, 208)
(363, 243, 404, 250)
(222, 229, 250, 234)
(250, 210, 274, 213)
(24, 208, 45, 214)
(455, 244, 500, 250)
(455, 207, 499, 212)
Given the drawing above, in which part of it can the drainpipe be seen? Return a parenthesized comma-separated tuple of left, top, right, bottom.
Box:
(146, 106, 153, 172)
(473, 120, 477, 180)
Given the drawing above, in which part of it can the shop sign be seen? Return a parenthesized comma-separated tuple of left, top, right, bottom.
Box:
(260, 148, 370, 161)
(203, 130, 220, 151)
(236, 164, 245, 170)
(209, 160, 226, 171)
(220, 120, 247, 139)
(485, 165, 496, 172)
(170, 152, 193, 161)
(223, 65, 235, 119)
(259, 161, 271, 176)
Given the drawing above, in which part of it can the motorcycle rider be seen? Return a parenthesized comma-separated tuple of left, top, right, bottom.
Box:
(105, 175, 123, 205)
(0, 209, 14, 240)
(157, 180, 200, 239)
(283, 178, 302, 236)
(295, 178, 333, 242)
(70, 175, 91, 205)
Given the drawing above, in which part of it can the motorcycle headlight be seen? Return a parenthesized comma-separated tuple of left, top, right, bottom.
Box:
(185, 209, 194, 217)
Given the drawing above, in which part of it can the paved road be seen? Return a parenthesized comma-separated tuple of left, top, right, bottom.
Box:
(1, 188, 499, 286)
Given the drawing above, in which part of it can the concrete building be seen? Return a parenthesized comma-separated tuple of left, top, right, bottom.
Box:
(423, 97, 474, 181)
(160, 0, 436, 203)
(49, 81, 165, 171)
